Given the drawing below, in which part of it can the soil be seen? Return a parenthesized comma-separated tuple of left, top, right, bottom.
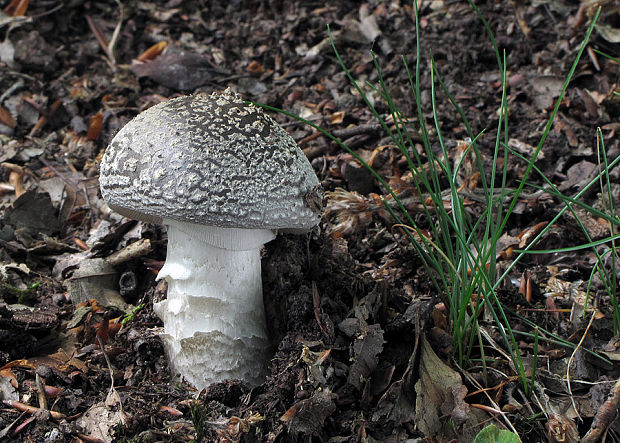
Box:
(0, 0, 619, 442)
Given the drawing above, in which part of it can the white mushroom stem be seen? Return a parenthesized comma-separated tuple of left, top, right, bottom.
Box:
(153, 218, 276, 389)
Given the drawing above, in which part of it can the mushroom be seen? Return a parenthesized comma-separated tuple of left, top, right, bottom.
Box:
(99, 89, 322, 389)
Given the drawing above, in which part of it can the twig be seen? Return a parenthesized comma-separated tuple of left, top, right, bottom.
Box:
(107, 0, 124, 66)
(76, 433, 107, 443)
(0, 411, 26, 439)
(566, 310, 596, 422)
(2, 400, 65, 420)
(0, 79, 25, 104)
(86, 16, 111, 61)
(11, 415, 35, 437)
(581, 377, 620, 442)
(106, 238, 152, 267)
(29, 99, 61, 137)
(461, 371, 520, 435)
(299, 123, 383, 149)
(312, 281, 329, 339)
(331, 123, 382, 138)
(298, 131, 322, 146)
(35, 373, 48, 410)
(302, 143, 328, 160)
(86, 0, 124, 67)
(37, 157, 80, 192)
(96, 335, 115, 388)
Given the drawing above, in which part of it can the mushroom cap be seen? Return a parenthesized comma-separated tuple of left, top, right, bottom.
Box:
(99, 89, 322, 233)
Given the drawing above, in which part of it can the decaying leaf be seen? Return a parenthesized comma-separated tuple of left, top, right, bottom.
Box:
(216, 413, 263, 442)
(131, 46, 224, 90)
(373, 378, 417, 425)
(2, 190, 60, 236)
(348, 323, 384, 389)
(135, 41, 168, 62)
(507, 138, 544, 160)
(568, 207, 611, 239)
(582, 375, 620, 442)
(328, 111, 345, 125)
(518, 221, 549, 248)
(559, 160, 597, 192)
(546, 412, 579, 443)
(415, 336, 485, 440)
(86, 110, 104, 141)
(0, 375, 18, 402)
(247, 60, 265, 75)
(280, 388, 336, 436)
(530, 75, 564, 111)
(68, 258, 125, 309)
(25, 349, 88, 374)
(159, 405, 183, 417)
(543, 276, 605, 321)
(3, 0, 29, 17)
(76, 387, 128, 443)
(0, 106, 16, 129)
(357, 4, 381, 42)
(301, 346, 331, 385)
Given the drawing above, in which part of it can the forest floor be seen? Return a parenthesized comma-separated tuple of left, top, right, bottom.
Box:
(0, 0, 619, 441)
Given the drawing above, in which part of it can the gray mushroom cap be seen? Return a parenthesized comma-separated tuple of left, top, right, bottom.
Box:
(99, 89, 322, 233)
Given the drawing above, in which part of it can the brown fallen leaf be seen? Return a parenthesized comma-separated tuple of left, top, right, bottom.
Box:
(86, 110, 104, 141)
(0, 106, 16, 128)
(0, 368, 18, 387)
(247, 60, 265, 75)
(517, 221, 548, 248)
(347, 323, 384, 390)
(545, 295, 561, 321)
(159, 405, 183, 417)
(8, 169, 25, 197)
(131, 46, 225, 90)
(328, 111, 345, 125)
(559, 160, 597, 192)
(415, 336, 486, 440)
(508, 138, 545, 160)
(77, 387, 128, 443)
(216, 413, 263, 441)
(546, 412, 579, 443)
(135, 41, 168, 62)
(280, 388, 336, 435)
(3, 0, 28, 16)
(95, 312, 110, 345)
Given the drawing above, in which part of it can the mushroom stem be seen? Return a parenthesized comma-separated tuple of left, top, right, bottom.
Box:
(153, 219, 276, 389)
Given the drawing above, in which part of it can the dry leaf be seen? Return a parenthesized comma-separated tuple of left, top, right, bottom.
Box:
(546, 413, 579, 443)
(131, 46, 220, 90)
(135, 41, 168, 62)
(76, 387, 128, 443)
(247, 60, 265, 75)
(415, 337, 485, 440)
(348, 324, 384, 390)
(0, 106, 16, 128)
(86, 111, 104, 141)
(3, 0, 29, 16)
(518, 221, 548, 248)
(280, 388, 335, 435)
(328, 111, 345, 125)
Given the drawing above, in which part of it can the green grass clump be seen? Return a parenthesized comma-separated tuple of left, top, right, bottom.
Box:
(263, 3, 618, 401)
(190, 402, 208, 443)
